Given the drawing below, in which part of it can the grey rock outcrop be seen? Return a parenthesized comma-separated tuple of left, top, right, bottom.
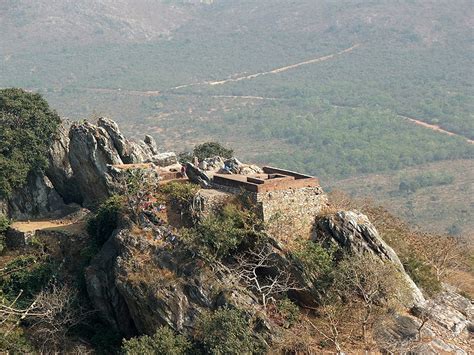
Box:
(313, 210, 425, 306)
(66, 119, 180, 208)
(218, 157, 264, 175)
(97, 117, 155, 164)
(144, 134, 159, 155)
(415, 284, 473, 335)
(86, 222, 257, 337)
(5, 117, 174, 217)
(7, 172, 67, 220)
(199, 156, 225, 172)
(46, 124, 82, 204)
(375, 312, 469, 354)
(148, 152, 178, 167)
(68, 122, 123, 208)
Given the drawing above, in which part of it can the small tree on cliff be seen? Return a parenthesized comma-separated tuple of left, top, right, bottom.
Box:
(233, 245, 305, 309)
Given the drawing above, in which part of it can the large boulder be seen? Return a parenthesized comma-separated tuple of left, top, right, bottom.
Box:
(313, 210, 425, 306)
(68, 122, 123, 208)
(375, 312, 469, 354)
(218, 157, 264, 175)
(185, 163, 211, 187)
(144, 134, 159, 155)
(199, 156, 225, 172)
(148, 152, 178, 167)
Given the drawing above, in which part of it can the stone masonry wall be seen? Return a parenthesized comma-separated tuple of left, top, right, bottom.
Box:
(252, 186, 328, 245)
(210, 183, 328, 244)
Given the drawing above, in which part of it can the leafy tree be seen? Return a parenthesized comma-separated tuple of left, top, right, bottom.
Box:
(196, 307, 265, 355)
(0, 255, 58, 306)
(0, 88, 61, 197)
(160, 181, 199, 207)
(122, 327, 191, 355)
(193, 142, 233, 161)
(276, 298, 300, 328)
(293, 240, 336, 279)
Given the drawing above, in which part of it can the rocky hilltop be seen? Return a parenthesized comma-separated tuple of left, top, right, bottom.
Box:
(1, 117, 472, 354)
(3, 117, 176, 218)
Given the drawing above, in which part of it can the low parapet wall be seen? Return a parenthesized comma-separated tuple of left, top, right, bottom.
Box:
(213, 166, 319, 193)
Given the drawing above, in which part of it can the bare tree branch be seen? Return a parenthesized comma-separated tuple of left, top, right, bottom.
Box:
(232, 246, 305, 308)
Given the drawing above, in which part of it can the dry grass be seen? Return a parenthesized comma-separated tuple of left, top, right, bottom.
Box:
(327, 190, 474, 298)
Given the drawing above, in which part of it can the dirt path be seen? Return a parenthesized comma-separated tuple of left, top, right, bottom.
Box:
(170, 44, 360, 90)
(59, 45, 361, 96)
(84, 87, 162, 96)
(400, 115, 474, 144)
(210, 94, 279, 100)
(333, 104, 473, 144)
(11, 220, 77, 233)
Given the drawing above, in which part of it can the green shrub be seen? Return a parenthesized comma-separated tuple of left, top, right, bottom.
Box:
(0, 88, 61, 197)
(184, 203, 263, 259)
(0, 214, 9, 234)
(0, 329, 34, 353)
(0, 256, 58, 305)
(293, 240, 335, 279)
(87, 195, 124, 246)
(402, 255, 441, 297)
(0, 214, 9, 253)
(398, 172, 455, 194)
(193, 142, 233, 161)
(276, 299, 300, 328)
(196, 307, 265, 355)
(122, 327, 191, 355)
(177, 151, 193, 164)
(160, 181, 199, 206)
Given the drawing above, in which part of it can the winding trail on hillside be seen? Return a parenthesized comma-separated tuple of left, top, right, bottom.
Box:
(399, 115, 474, 144)
(170, 44, 361, 90)
(332, 104, 473, 144)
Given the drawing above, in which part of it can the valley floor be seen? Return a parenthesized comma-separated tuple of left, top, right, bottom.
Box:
(329, 159, 474, 237)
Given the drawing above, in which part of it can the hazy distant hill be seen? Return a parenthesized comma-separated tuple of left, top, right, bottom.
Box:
(1, 0, 473, 234)
(0, 0, 201, 51)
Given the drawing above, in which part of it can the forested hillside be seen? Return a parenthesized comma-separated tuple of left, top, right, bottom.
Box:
(1, 0, 472, 234)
